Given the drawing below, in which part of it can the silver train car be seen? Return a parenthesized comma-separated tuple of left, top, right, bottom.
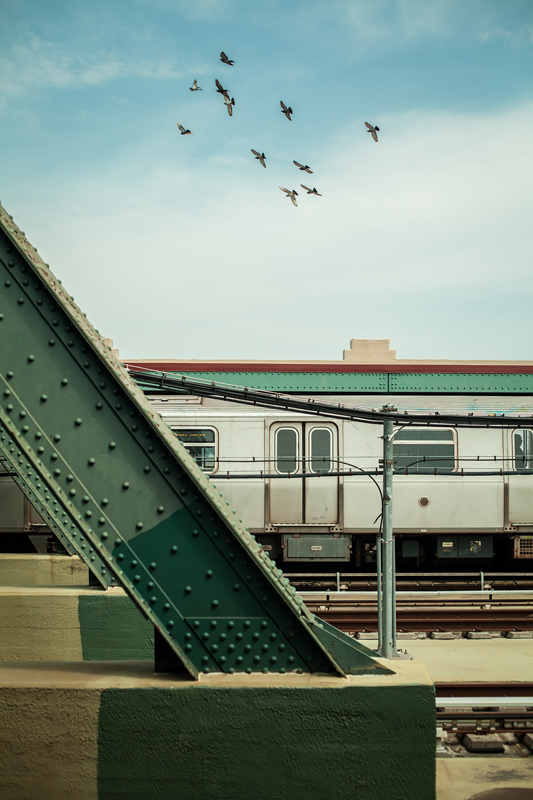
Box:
(149, 392, 533, 570)
(2, 391, 533, 569)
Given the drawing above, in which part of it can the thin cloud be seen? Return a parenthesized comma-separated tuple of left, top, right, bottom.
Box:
(0, 35, 180, 106)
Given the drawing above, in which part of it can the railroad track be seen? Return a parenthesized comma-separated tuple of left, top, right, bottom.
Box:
(434, 682, 533, 736)
(310, 600, 533, 633)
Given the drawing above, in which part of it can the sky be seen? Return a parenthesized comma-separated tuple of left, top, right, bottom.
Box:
(0, 0, 532, 362)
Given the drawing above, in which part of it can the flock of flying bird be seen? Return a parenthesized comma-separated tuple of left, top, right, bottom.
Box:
(176, 52, 380, 208)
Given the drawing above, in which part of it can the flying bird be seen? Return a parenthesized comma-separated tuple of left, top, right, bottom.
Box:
(215, 79, 230, 98)
(189, 79, 202, 91)
(177, 121, 193, 135)
(280, 101, 293, 121)
(251, 150, 266, 168)
(223, 95, 235, 116)
(293, 161, 313, 174)
(220, 51, 235, 66)
(301, 185, 322, 196)
(365, 122, 379, 142)
(279, 186, 298, 207)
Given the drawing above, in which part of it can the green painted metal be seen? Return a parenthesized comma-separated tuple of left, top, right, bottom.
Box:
(389, 372, 533, 394)
(0, 409, 114, 583)
(134, 370, 533, 395)
(134, 371, 389, 393)
(0, 201, 391, 678)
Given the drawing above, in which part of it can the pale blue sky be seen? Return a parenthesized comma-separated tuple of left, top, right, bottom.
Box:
(1, 0, 532, 360)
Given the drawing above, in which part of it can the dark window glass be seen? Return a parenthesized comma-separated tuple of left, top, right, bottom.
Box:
(393, 429, 455, 473)
(173, 428, 216, 472)
(514, 430, 533, 472)
(276, 428, 298, 474)
(310, 428, 332, 473)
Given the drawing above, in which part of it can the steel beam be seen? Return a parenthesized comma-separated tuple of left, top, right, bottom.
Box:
(0, 201, 392, 678)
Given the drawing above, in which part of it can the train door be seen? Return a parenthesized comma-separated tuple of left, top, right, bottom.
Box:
(508, 428, 533, 524)
(268, 422, 338, 525)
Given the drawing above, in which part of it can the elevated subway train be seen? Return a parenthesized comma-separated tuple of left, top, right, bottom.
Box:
(2, 390, 533, 571)
(148, 392, 533, 572)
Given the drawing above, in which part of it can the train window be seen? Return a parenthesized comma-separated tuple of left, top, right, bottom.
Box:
(275, 428, 298, 474)
(393, 428, 455, 474)
(309, 428, 332, 474)
(514, 430, 533, 472)
(172, 428, 217, 473)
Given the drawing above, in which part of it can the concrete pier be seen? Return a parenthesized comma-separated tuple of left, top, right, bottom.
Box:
(0, 659, 436, 800)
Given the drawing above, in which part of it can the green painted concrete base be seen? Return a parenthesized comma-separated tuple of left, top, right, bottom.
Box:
(0, 587, 153, 661)
(0, 660, 436, 800)
(0, 554, 89, 586)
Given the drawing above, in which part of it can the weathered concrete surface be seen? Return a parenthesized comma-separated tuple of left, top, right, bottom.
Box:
(0, 554, 89, 586)
(0, 587, 153, 661)
(0, 682, 100, 800)
(403, 638, 533, 682)
(0, 659, 436, 800)
(436, 759, 533, 800)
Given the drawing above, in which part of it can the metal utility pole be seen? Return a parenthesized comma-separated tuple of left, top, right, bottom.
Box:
(378, 406, 397, 658)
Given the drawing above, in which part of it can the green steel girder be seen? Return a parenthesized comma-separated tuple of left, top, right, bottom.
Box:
(0, 412, 115, 584)
(0, 201, 391, 678)
(134, 370, 533, 395)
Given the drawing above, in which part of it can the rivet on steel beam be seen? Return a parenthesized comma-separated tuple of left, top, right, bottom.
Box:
(35, 431, 42, 439)
(53, 434, 61, 442)
(51, 453, 58, 461)
(95, 402, 103, 410)
(88, 458, 95, 466)
(193, 621, 200, 628)
(157, 506, 164, 514)
(206, 570, 213, 578)
(67, 340, 74, 347)
(167, 620, 175, 628)
(131, 425, 138, 432)
(48, 339, 55, 346)
(253, 632, 260, 641)
(122, 482, 130, 489)
(21, 425, 29, 433)
(244, 644, 251, 653)
(202, 632, 209, 641)
(185, 643, 192, 651)
(136, 522, 143, 530)
(149, 561, 157, 570)
(6, 404, 13, 412)
(117, 553, 124, 560)
(83, 362, 90, 368)
(233, 583, 240, 591)
(149, 596, 157, 604)
(17, 297, 24, 305)
(288, 656, 295, 664)
(61, 379, 68, 386)
(114, 539, 122, 547)
(212, 599, 219, 608)
(192, 529, 199, 537)
(143, 466, 150, 473)
(133, 574, 141, 582)
(3, 390, 10, 397)
(228, 644, 235, 652)
(75, 418, 82, 426)
(164, 467, 170, 474)
(147, 581, 154, 589)
(147, 446, 154, 453)
(98, 517, 105, 525)
(236, 657, 243, 664)
(6, 372, 13, 379)
(19, 411, 26, 418)
(170, 545, 178, 554)
(279, 644, 286, 652)
(99, 382, 106, 389)
(53, 469, 61, 476)
(101, 498, 109, 505)
(37, 299, 43, 305)
(163, 602, 170, 611)
(184, 586, 192, 594)
(101, 532, 108, 539)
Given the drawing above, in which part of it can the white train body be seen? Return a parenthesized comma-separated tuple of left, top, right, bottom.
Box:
(150, 393, 533, 565)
